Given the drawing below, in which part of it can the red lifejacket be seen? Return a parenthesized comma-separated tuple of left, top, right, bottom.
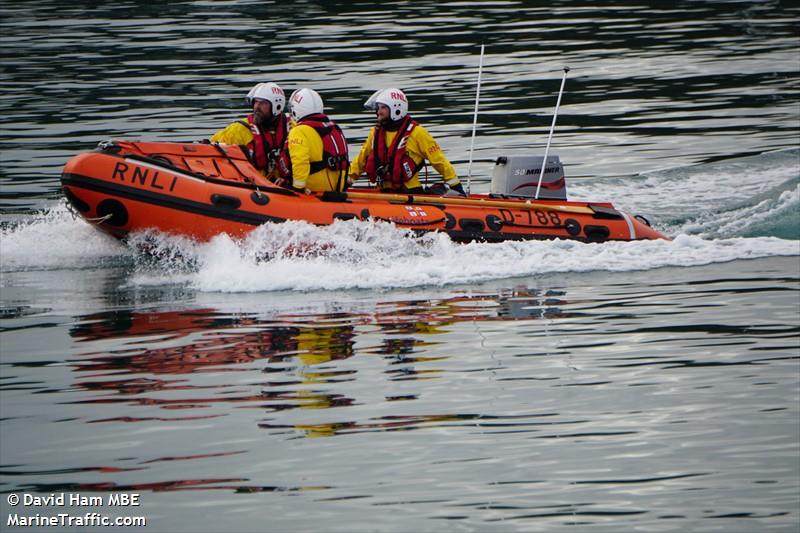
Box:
(241, 113, 289, 172)
(277, 114, 349, 190)
(364, 116, 422, 189)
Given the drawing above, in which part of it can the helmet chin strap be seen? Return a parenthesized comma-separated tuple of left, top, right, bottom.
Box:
(254, 112, 277, 132)
(381, 116, 404, 131)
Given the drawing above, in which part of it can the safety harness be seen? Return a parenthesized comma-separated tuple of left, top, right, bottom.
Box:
(365, 115, 423, 190)
(239, 113, 289, 173)
(277, 113, 349, 191)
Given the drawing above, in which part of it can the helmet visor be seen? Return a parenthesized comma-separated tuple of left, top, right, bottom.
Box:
(363, 89, 381, 111)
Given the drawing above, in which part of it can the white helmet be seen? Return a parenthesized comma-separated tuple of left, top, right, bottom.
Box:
(365, 88, 408, 120)
(289, 88, 324, 121)
(245, 82, 286, 114)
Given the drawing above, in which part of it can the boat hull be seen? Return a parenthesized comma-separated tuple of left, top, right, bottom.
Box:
(60, 141, 669, 243)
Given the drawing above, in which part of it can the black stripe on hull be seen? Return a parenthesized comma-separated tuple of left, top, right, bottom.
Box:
(62, 173, 601, 243)
(61, 173, 286, 227)
(427, 230, 592, 244)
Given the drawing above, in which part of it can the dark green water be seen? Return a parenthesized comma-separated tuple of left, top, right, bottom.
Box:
(1, 2, 798, 531)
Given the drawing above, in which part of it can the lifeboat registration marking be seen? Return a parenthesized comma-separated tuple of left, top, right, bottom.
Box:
(499, 208, 562, 226)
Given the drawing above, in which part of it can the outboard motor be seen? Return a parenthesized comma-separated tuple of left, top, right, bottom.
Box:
(490, 155, 567, 200)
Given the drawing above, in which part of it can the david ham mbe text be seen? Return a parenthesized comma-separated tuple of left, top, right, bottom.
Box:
(11, 493, 140, 507)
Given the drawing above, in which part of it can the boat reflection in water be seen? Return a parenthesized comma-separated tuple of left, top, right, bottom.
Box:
(68, 288, 568, 440)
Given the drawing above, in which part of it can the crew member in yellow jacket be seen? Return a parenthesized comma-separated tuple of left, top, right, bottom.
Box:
(348, 88, 466, 195)
(209, 82, 290, 182)
(282, 88, 349, 193)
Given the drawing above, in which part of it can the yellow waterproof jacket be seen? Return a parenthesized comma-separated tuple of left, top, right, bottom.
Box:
(210, 120, 252, 146)
(288, 123, 348, 192)
(210, 117, 290, 181)
(349, 123, 459, 190)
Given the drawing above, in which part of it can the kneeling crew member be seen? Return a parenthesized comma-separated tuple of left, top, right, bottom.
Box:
(281, 88, 349, 193)
(210, 82, 290, 182)
(349, 88, 466, 196)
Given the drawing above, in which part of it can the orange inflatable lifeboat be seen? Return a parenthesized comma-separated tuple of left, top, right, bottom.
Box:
(60, 140, 668, 243)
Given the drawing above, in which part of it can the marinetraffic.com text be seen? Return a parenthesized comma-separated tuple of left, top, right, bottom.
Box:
(6, 492, 147, 528)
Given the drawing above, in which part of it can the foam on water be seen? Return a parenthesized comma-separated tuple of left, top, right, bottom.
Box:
(2, 210, 798, 294)
(2, 149, 797, 292)
(0, 204, 128, 270)
(148, 221, 800, 292)
(126, 220, 797, 293)
(682, 183, 800, 239)
(570, 147, 800, 238)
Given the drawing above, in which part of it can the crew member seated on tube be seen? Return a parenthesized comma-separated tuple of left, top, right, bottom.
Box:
(279, 88, 349, 194)
(348, 88, 466, 196)
(209, 82, 291, 183)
